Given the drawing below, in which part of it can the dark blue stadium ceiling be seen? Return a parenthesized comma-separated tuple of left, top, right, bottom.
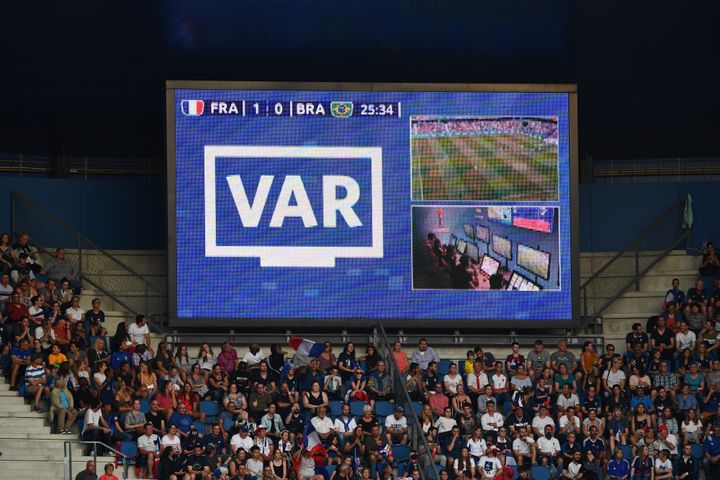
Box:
(1, 0, 718, 160)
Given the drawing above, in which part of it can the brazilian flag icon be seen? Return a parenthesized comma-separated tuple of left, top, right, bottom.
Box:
(330, 101, 354, 118)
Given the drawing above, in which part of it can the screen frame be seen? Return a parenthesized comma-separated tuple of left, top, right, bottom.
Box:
(491, 234, 513, 261)
(516, 243, 553, 281)
(475, 225, 490, 244)
(465, 242, 480, 263)
(463, 223, 475, 240)
(166, 81, 580, 329)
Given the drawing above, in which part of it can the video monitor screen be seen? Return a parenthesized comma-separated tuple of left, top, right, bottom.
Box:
(475, 225, 490, 243)
(480, 254, 501, 277)
(513, 207, 554, 234)
(507, 272, 523, 290)
(491, 234, 512, 260)
(168, 81, 576, 325)
(517, 243, 552, 280)
(488, 207, 512, 225)
(449, 234, 458, 247)
(463, 223, 475, 239)
(456, 239, 468, 255)
(465, 243, 479, 263)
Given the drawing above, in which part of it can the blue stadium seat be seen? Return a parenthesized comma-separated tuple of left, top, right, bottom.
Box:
(199, 400, 220, 423)
(531, 466, 550, 480)
(358, 360, 367, 372)
(117, 440, 138, 466)
(350, 400, 368, 417)
(139, 399, 150, 414)
(392, 445, 411, 462)
(194, 421, 207, 435)
(438, 360, 451, 376)
(325, 464, 337, 478)
(690, 443, 704, 459)
(328, 400, 344, 417)
(375, 401, 394, 418)
(411, 402, 423, 415)
(618, 445, 633, 462)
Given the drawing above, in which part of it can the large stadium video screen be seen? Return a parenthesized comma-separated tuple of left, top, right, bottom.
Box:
(167, 82, 578, 326)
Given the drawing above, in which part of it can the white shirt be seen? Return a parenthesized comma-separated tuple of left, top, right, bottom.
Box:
(466, 372, 489, 391)
(532, 415, 556, 434)
(467, 437, 487, 457)
(385, 415, 408, 433)
(66, 306, 84, 322)
(247, 458, 264, 476)
(513, 436, 535, 454)
(137, 434, 159, 453)
(311, 415, 334, 434)
(444, 374, 463, 394)
(161, 434, 182, 453)
(83, 408, 103, 434)
(35, 326, 55, 349)
(603, 369, 626, 387)
(557, 393, 580, 409)
(491, 373, 507, 390)
(478, 455, 502, 477)
(128, 322, 149, 345)
(658, 433, 679, 456)
(675, 331, 696, 351)
(242, 349, 266, 365)
(334, 416, 357, 433)
(559, 415, 581, 433)
(230, 433, 254, 452)
(654, 457, 673, 471)
(434, 416, 457, 434)
(480, 412, 504, 431)
(566, 461, 583, 479)
(536, 436, 561, 455)
(453, 458, 476, 472)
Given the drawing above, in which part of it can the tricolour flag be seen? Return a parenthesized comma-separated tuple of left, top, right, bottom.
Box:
(181, 99, 205, 116)
(288, 336, 325, 358)
(303, 422, 328, 462)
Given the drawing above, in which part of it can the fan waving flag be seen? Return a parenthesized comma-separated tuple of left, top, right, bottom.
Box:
(303, 422, 328, 462)
(289, 336, 325, 358)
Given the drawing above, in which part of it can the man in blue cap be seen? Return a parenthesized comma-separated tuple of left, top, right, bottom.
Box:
(384, 406, 408, 445)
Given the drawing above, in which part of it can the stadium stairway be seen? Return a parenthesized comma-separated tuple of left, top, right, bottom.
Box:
(0, 373, 123, 480)
(581, 249, 700, 346)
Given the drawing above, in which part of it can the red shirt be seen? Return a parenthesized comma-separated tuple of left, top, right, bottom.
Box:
(6, 302, 28, 323)
(99, 474, 119, 480)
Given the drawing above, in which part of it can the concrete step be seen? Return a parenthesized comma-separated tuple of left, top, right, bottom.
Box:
(0, 404, 35, 413)
(602, 294, 664, 315)
(0, 416, 48, 427)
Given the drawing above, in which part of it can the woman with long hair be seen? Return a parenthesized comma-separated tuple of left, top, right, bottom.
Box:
(680, 408, 703, 445)
(453, 447, 476, 479)
(110, 321, 131, 352)
(174, 344, 192, 380)
(0, 232, 13, 274)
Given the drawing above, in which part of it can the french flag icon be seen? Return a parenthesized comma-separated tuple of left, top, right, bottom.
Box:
(181, 99, 205, 116)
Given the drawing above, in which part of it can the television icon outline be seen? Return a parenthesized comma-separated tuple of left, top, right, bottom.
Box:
(204, 145, 384, 268)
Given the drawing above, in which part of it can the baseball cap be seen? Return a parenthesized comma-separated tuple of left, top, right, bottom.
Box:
(240, 425, 249, 432)
(658, 425, 668, 432)
(394, 406, 404, 413)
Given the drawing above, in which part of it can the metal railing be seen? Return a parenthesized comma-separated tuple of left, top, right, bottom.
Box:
(64, 440, 130, 480)
(580, 196, 691, 322)
(10, 190, 166, 331)
(377, 323, 439, 480)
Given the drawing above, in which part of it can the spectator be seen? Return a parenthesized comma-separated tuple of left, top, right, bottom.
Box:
(392, 341, 410, 374)
(24, 355, 49, 412)
(367, 359, 393, 404)
(384, 406, 408, 445)
(551, 339, 578, 374)
(6, 291, 29, 324)
(242, 343, 266, 368)
(128, 314, 151, 349)
(42, 248, 81, 289)
(526, 339, 551, 375)
(98, 463, 119, 480)
(86, 298, 106, 336)
(411, 338, 440, 371)
(9, 337, 32, 390)
(50, 376, 78, 434)
(536, 425, 562, 472)
(124, 399, 148, 438)
(606, 447, 630, 480)
(333, 403, 357, 446)
(512, 425, 536, 466)
(75, 460, 98, 480)
(10, 253, 36, 284)
(704, 425, 720, 478)
(82, 400, 111, 446)
(137, 422, 160, 479)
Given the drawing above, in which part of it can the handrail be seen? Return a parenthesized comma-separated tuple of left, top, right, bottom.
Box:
(580, 195, 690, 322)
(377, 323, 440, 480)
(11, 190, 165, 331)
(64, 440, 129, 480)
(11, 191, 160, 290)
(580, 197, 686, 290)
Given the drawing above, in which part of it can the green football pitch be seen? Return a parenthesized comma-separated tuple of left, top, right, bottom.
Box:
(411, 134, 558, 201)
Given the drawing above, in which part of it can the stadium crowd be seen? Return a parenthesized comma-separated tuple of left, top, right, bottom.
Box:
(411, 118, 558, 143)
(2, 234, 720, 480)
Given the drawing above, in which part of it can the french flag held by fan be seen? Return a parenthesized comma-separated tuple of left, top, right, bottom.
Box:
(288, 336, 326, 358)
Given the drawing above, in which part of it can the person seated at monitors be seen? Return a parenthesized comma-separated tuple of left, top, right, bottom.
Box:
(451, 256, 478, 289)
(489, 267, 510, 290)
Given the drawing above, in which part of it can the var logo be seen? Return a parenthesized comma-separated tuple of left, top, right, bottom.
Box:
(204, 146, 383, 267)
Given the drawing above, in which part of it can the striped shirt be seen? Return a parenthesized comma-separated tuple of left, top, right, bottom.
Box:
(24, 365, 45, 386)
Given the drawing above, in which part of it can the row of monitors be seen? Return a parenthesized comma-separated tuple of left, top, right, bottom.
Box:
(450, 233, 551, 280)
